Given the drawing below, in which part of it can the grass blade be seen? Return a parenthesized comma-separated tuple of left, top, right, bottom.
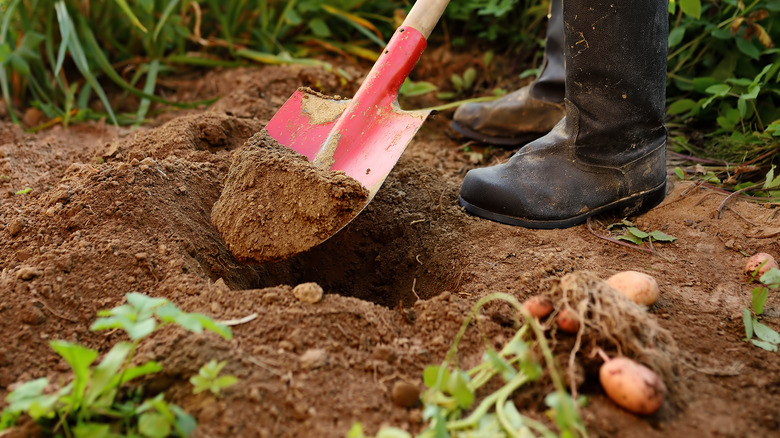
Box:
(78, 21, 211, 109)
(153, 0, 181, 43)
(113, 0, 148, 33)
(321, 4, 385, 47)
(0, 0, 20, 123)
(55, 1, 118, 125)
(135, 59, 159, 126)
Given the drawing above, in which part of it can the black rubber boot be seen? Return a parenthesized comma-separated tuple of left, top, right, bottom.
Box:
(449, 0, 564, 147)
(458, 0, 668, 229)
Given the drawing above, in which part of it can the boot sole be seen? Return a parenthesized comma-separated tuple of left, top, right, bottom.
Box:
(458, 180, 667, 229)
(449, 121, 542, 148)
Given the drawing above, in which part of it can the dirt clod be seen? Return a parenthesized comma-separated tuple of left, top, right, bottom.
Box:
(299, 348, 328, 370)
(7, 218, 23, 237)
(15, 267, 41, 281)
(211, 131, 369, 263)
(292, 282, 324, 304)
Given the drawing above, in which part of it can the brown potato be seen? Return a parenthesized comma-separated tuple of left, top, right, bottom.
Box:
(744, 253, 778, 278)
(557, 308, 580, 334)
(606, 271, 660, 306)
(523, 296, 554, 319)
(599, 357, 666, 415)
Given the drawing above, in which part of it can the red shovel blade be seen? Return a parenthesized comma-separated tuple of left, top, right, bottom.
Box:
(266, 26, 431, 199)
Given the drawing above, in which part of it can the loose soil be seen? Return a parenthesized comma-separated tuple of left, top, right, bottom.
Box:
(211, 131, 369, 264)
(1, 63, 779, 438)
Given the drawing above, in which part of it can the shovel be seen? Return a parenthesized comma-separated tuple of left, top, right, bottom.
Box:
(265, 0, 450, 207)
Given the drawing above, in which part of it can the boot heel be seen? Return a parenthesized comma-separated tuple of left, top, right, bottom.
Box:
(616, 181, 667, 217)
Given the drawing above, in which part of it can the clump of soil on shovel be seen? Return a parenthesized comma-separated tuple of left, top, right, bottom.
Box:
(211, 130, 369, 263)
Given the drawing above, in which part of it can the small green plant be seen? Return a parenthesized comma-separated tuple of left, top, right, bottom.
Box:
(14, 187, 31, 195)
(398, 78, 438, 98)
(608, 219, 677, 247)
(743, 267, 780, 352)
(0, 292, 233, 437)
(349, 293, 586, 438)
(190, 360, 238, 397)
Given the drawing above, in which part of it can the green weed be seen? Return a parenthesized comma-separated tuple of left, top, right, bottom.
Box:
(607, 220, 677, 248)
(0, 292, 234, 437)
(190, 360, 238, 397)
(743, 266, 780, 352)
(349, 293, 586, 438)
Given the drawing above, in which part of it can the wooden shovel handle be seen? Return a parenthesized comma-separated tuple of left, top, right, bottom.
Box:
(402, 0, 451, 39)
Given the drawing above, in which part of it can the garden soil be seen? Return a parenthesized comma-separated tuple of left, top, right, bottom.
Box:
(1, 64, 779, 438)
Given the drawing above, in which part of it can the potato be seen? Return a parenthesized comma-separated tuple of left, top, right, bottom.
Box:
(599, 356, 666, 415)
(606, 271, 660, 306)
(557, 308, 580, 334)
(744, 253, 778, 278)
(523, 296, 554, 319)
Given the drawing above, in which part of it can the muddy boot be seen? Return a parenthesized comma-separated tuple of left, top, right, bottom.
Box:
(449, 0, 565, 147)
(458, 0, 668, 229)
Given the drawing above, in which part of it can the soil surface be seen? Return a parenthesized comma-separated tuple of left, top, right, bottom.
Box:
(211, 131, 369, 263)
(1, 63, 779, 438)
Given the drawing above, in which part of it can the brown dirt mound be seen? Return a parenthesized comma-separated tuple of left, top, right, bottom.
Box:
(211, 131, 369, 263)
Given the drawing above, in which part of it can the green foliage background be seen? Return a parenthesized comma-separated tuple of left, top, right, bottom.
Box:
(0, 0, 778, 174)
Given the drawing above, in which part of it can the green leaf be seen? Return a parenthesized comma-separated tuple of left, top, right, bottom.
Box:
(84, 342, 133, 407)
(668, 26, 686, 48)
(501, 400, 524, 430)
(705, 83, 731, 96)
(193, 314, 232, 340)
(674, 167, 686, 180)
(138, 411, 172, 438)
(736, 38, 760, 60)
(450, 73, 464, 91)
(752, 320, 780, 344)
(485, 349, 516, 381)
(399, 78, 437, 97)
(679, 0, 701, 18)
(627, 227, 649, 239)
(50, 340, 98, 406)
(447, 370, 474, 408)
(648, 230, 677, 242)
(376, 427, 413, 438)
(423, 366, 451, 390)
(463, 67, 477, 90)
(751, 339, 779, 352)
(667, 98, 697, 115)
(113, 0, 148, 33)
(6, 378, 48, 405)
(762, 166, 778, 190)
(308, 18, 331, 37)
(170, 404, 197, 437)
(760, 268, 780, 286)
(120, 361, 163, 384)
(616, 234, 643, 245)
(127, 292, 168, 316)
(743, 308, 753, 339)
(213, 375, 239, 389)
(346, 423, 366, 438)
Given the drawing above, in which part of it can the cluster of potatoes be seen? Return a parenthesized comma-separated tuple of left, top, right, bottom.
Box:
(522, 270, 663, 415)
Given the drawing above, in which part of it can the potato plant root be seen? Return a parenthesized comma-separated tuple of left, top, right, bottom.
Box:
(0, 65, 779, 437)
(544, 271, 687, 413)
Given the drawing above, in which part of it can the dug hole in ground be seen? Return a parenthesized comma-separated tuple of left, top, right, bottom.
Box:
(1, 65, 779, 437)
